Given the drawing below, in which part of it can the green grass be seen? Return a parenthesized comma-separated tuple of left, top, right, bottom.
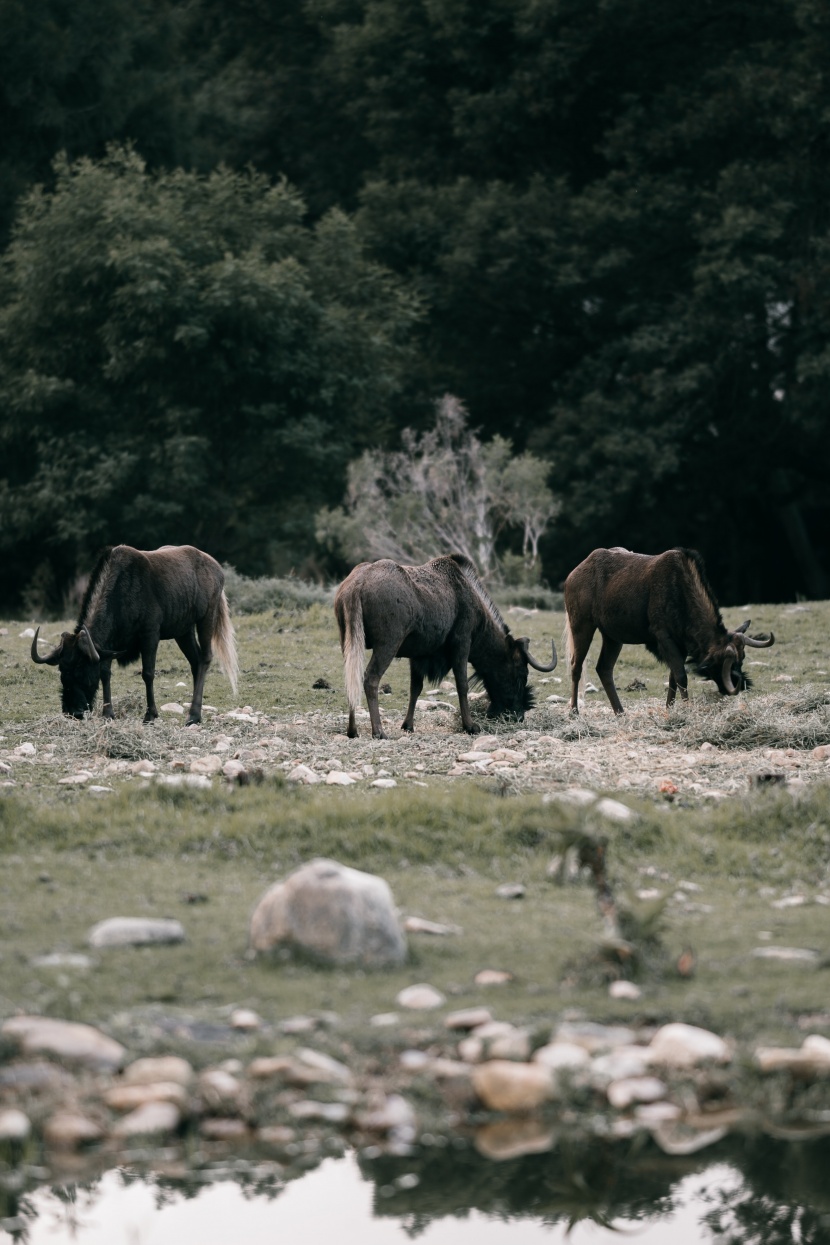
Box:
(2, 597, 830, 1064)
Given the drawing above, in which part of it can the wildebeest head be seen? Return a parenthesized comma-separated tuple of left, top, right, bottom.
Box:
(30, 627, 117, 718)
(694, 620, 775, 696)
(481, 635, 558, 721)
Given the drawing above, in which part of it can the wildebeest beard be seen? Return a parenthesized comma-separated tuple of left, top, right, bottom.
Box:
(471, 672, 536, 720)
(691, 660, 753, 692)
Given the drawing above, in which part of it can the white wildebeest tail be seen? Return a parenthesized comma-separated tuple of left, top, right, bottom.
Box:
(563, 608, 585, 705)
(341, 597, 366, 712)
(213, 591, 239, 695)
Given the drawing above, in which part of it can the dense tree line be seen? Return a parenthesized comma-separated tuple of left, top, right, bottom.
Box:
(1, 0, 829, 611)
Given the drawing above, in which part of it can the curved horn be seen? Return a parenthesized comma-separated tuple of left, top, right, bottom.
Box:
(517, 636, 558, 672)
(721, 645, 739, 695)
(742, 631, 775, 649)
(77, 627, 100, 662)
(30, 627, 64, 666)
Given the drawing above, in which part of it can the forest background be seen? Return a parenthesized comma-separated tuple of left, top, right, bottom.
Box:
(1, 0, 829, 614)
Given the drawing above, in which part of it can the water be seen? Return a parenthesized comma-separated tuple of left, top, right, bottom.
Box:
(4, 1130, 830, 1244)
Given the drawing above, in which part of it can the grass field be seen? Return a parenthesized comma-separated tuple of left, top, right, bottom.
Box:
(2, 596, 830, 1068)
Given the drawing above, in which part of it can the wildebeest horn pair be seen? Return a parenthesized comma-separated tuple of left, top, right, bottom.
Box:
(732, 619, 775, 648)
(30, 627, 65, 665)
(516, 636, 558, 672)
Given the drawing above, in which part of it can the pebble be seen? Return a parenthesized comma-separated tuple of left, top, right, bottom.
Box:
(160, 703, 186, 714)
(371, 778, 397, 788)
(295, 1048, 352, 1085)
(532, 1042, 591, 1076)
(190, 755, 223, 775)
(199, 1068, 242, 1106)
(607, 1076, 668, 1109)
(112, 1101, 182, 1138)
(543, 787, 597, 807)
(404, 916, 461, 935)
(445, 1008, 494, 1031)
(230, 1008, 262, 1031)
(0, 1108, 31, 1142)
(648, 1023, 730, 1067)
(495, 883, 526, 900)
(396, 983, 446, 1010)
(43, 1110, 104, 1149)
(201, 1117, 250, 1140)
(752, 946, 819, 962)
(223, 759, 248, 779)
(14, 743, 36, 756)
(2, 1015, 126, 1071)
(325, 770, 357, 785)
(474, 969, 513, 986)
(105, 1082, 189, 1112)
(88, 917, 185, 948)
(123, 1056, 194, 1087)
(594, 798, 638, 824)
(609, 981, 642, 1000)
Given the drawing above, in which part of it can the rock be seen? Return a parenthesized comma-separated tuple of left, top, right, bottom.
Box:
(19, 628, 36, 638)
(250, 858, 407, 967)
(460, 1022, 530, 1063)
(280, 1015, 320, 1035)
(752, 946, 819, 962)
(532, 1042, 592, 1076)
(43, 1111, 104, 1149)
(123, 1055, 193, 1087)
(555, 1022, 638, 1053)
(14, 742, 36, 756)
(288, 1100, 350, 1124)
(223, 759, 248, 780)
(634, 1101, 683, 1125)
(609, 981, 642, 1000)
(472, 1060, 556, 1112)
(88, 917, 185, 947)
(755, 1034, 830, 1073)
(404, 916, 461, 935)
(112, 1101, 181, 1138)
(0, 1108, 31, 1142)
(542, 787, 597, 807)
(495, 883, 526, 900)
(160, 702, 185, 714)
(457, 751, 492, 763)
(355, 1093, 416, 1138)
(58, 773, 92, 785)
(2, 1016, 125, 1071)
(648, 1023, 731, 1067)
(490, 749, 527, 763)
(105, 1082, 189, 1112)
(607, 1076, 668, 1109)
(651, 1122, 728, 1155)
(32, 953, 93, 970)
(474, 1118, 555, 1161)
(812, 744, 830, 760)
(199, 1068, 242, 1107)
(287, 764, 322, 784)
(200, 1117, 250, 1140)
(474, 969, 514, 986)
(371, 778, 397, 788)
(445, 1007, 494, 1031)
(370, 1012, 400, 1027)
(396, 983, 446, 1010)
(157, 773, 212, 789)
(295, 1048, 352, 1085)
(594, 798, 638, 823)
(325, 770, 357, 785)
(190, 755, 223, 775)
(230, 1008, 262, 1031)
(256, 1124, 296, 1146)
(590, 1047, 653, 1086)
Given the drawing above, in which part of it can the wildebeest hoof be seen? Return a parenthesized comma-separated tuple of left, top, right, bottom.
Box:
(464, 722, 481, 735)
(372, 730, 388, 740)
(400, 721, 414, 733)
(185, 716, 201, 727)
(143, 711, 158, 724)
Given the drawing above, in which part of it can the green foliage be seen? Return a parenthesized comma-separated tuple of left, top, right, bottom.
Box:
(222, 565, 333, 614)
(0, 147, 420, 610)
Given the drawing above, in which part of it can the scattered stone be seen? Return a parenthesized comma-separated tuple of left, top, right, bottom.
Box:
(634, 1101, 683, 1126)
(648, 1023, 731, 1068)
(280, 1015, 319, 1035)
(396, 983, 446, 1010)
(355, 1093, 416, 1138)
(474, 969, 514, 986)
(105, 1082, 189, 1112)
(770, 895, 807, 909)
(223, 759, 248, 780)
(19, 628, 36, 638)
(472, 1060, 556, 1112)
(532, 1042, 591, 1076)
(200, 1117, 250, 1140)
(590, 1047, 653, 1086)
(295, 1048, 352, 1085)
(404, 916, 461, 935)
(370, 1013, 400, 1028)
(543, 787, 597, 807)
(457, 751, 493, 764)
(230, 1008, 262, 1031)
(190, 755, 223, 775)
(288, 1100, 350, 1124)
(157, 773, 212, 789)
(495, 883, 526, 900)
(199, 1068, 242, 1107)
(161, 702, 186, 714)
(607, 1076, 668, 1109)
(609, 981, 642, 1000)
(58, 773, 92, 785)
(490, 749, 527, 763)
(112, 1101, 182, 1138)
(555, 1022, 638, 1053)
(31, 953, 93, 970)
(123, 1056, 194, 1087)
(88, 917, 185, 948)
(2, 1016, 126, 1071)
(0, 1108, 31, 1142)
(43, 1110, 104, 1149)
(812, 745, 830, 760)
(594, 797, 638, 823)
(325, 770, 357, 785)
(460, 1023, 530, 1064)
(752, 946, 819, 963)
(445, 1008, 494, 1031)
(250, 858, 407, 967)
(651, 1121, 728, 1155)
(257, 1124, 296, 1146)
(755, 1034, 830, 1073)
(371, 778, 397, 788)
(474, 1118, 555, 1161)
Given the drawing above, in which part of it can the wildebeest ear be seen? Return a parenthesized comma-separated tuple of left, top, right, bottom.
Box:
(76, 627, 101, 662)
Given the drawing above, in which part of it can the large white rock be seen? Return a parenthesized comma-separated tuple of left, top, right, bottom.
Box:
(123, 1055, 194, 1086)
(472, 1060, 557, 1112)
(88, 917, 185, 948)
(0, 1108, 31, 1141)
(249, 857, 407, 967)
(2, 1015, 125, 1071)
(648, 1023, 731, 1067)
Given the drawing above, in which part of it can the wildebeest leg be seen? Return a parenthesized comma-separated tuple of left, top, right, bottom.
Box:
(596, 634, 624, 716)
(176, 627, 207, 726)
(187, 616, 217, 726)
(401, 662, 424, 733)
(363, 642, 398, 739)
(568, 623, 595, 715)
(657, 636, 688, 708)
(140, 639, 161, 723)
(100, 661, 115, 720)
(452, 654, 480, 735)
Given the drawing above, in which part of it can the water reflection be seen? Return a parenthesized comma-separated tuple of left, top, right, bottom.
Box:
(2, 1130, 830, 1243)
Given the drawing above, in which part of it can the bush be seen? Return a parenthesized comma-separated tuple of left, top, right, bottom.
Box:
(222, 565, 333, 614)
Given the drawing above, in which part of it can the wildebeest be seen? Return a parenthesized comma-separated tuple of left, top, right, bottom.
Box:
(334, 554, 557, 738)
(31, 544, 238, 725)
(564, 546, 775, 715)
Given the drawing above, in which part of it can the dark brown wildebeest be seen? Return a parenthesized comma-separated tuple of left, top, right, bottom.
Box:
(31, 544, 238, 725)
(334, 554, 557, 739)
(564, 546, 775, 715)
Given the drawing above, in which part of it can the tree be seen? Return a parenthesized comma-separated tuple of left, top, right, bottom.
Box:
(316, 394, 558, 580)
(0, 146, 420, 612)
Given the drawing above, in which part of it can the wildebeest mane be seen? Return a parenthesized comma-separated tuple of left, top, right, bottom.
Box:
(75, 546, 114, 632)
(678, 547, 725, 625)
(449, 554, 507, 633)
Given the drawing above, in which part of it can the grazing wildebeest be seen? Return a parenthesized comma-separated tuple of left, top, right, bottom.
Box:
(564, 546, 775, 715)
(334, 554, 557, 739)
(31, 544, 238, 725)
